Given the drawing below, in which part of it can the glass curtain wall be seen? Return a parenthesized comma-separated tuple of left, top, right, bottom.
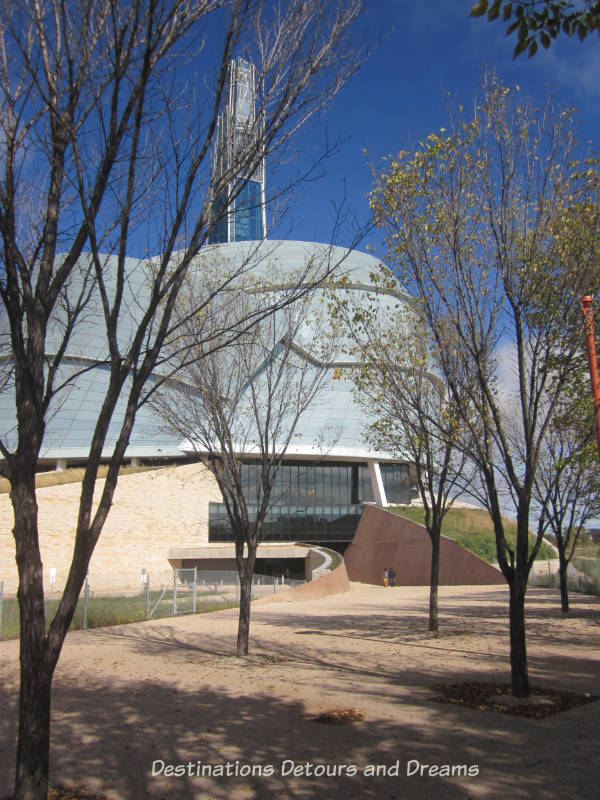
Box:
(208, 461, 410, 544)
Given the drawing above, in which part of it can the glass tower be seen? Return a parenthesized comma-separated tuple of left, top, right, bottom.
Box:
(208, 59, 266, 244)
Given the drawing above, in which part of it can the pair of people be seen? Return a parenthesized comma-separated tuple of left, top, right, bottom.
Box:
(382, 567, 396, 587)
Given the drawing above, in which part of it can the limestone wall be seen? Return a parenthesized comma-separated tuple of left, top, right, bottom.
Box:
(0, 463, 221, 596)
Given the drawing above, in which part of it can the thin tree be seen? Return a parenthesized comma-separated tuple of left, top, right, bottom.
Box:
(341, 296, 472, 632)
(153, 278, 335, 655)
(0, 1, 364, 796)
(533, 393, 600, 612)
(370, 75, 600, 696)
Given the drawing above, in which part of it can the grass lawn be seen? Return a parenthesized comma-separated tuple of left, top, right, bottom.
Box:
(575, 543, 600, 558)
(389, 505, 556, 564)
(0, 589, 238, 641)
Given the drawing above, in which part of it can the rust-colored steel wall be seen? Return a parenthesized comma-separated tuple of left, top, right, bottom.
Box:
(344, 505, 505, 586)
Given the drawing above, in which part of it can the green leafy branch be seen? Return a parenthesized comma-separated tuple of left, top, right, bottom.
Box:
(470, 1, 600, 57)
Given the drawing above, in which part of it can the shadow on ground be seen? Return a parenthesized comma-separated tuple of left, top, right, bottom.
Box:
(1, 586, 598, 800)
(1, 675, 598, 800)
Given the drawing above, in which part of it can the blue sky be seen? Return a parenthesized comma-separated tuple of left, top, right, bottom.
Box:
(275, 0, 600, 253)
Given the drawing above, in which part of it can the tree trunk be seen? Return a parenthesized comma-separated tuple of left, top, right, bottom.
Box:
(14, 656, 53, 800)
(508, 576, 530, 697)
(428, 531, 440, 633)
(558, 552, 570, 613)
(11, 472, 55, 799)
(237, 572, 252, 656)
(236, 544, 257, 656)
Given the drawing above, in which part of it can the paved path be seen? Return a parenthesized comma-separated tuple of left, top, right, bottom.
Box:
(1, 583, 599, 799)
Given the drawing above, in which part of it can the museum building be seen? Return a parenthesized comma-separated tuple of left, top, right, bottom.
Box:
(0, 59, 417, 585)
(0, 59, 508, 593)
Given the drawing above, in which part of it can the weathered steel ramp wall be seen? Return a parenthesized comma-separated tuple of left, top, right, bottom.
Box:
(344, 505, 505, 586)
(254, 560, 350, 604)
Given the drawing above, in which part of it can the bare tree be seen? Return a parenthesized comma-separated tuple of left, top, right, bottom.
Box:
(153, 272, 336, 655)
(533, 398, 600, 612)
(370, 75, 600, 696)
(0, 1, 364, 796)
(339, 292, 472, 632)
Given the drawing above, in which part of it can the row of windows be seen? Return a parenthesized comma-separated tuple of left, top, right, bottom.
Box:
(208, 460, 411, 544)
(230, 461, 410, 508)
(209, 502, 364, 543)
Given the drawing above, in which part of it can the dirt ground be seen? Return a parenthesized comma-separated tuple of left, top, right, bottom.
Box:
(1, 583, 599, 800)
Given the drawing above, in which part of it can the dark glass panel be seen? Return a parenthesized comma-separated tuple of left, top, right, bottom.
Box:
(207, 192, 229, 244)
(208, 500, 363, 543)
(381, 463, 410, 503)
(232, 180, 263, 241)
(358, 465, 374, 502)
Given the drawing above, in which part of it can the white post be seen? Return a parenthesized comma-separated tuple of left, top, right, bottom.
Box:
(83, 575, 89, 629)
(367, 460, 389, 507)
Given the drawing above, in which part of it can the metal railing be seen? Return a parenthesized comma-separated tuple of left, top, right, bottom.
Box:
(528, 558, 600, 596)
(0, 569, 306, 637)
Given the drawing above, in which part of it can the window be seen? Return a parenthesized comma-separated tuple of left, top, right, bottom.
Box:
(207, 460, 410, 543)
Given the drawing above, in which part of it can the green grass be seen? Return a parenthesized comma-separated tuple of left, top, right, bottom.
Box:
(323, 546, 343, 571)
(389, 505, 556, 564)
(574, 543, 600, 558)
(297, 542, 342, 572)
(0, 463, 168, 495)
(572, 556, 600, 582)
(0, 589, 238, 640)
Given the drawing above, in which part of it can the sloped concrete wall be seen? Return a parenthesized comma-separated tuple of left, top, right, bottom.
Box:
(344, 504, 505, 586)
(254, 560, 350, 604)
